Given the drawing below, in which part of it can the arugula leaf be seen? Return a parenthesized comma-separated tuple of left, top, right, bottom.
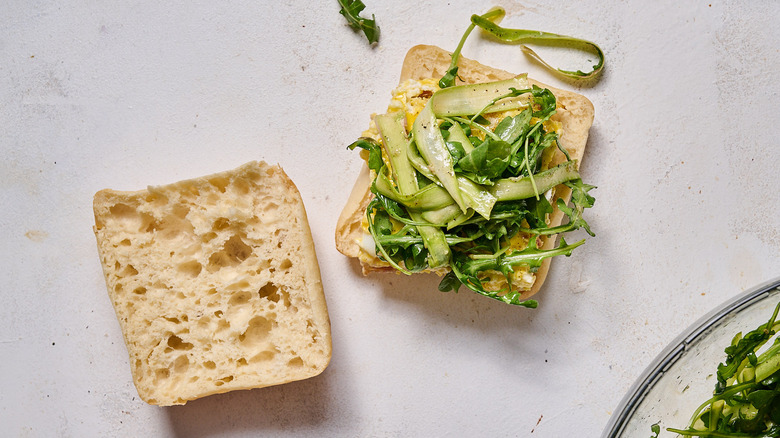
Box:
(554, 179, 596, 236)
(446, 258, 538, 307)
(404, 242, 428, 272)
(371, 192, 412, 225)
(371, 207, 393, 237)
(456, 138, 513, 183)
(717, 317, 778, 392)
(748, 390, 778, 410)
(445, 141, 467, 163)
(525, 195, 553, 229)
(530, 86, 558, 119)
(348, 138, 383, 174)
(458, 237, 585, 276)
(438, 66, 460, 90)
(650, 423, 660, 438)
(495, 110, 532, 144)
(337, 0, 380, 45)
(438, 271, 462, 292)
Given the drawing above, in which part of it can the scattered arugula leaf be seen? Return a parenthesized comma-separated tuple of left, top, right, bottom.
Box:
(337, 0, 380, 45)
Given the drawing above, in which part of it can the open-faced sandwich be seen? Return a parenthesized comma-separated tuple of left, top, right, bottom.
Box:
(336, 36, 596, 307)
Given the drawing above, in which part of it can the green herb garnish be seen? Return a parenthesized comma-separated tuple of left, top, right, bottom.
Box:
(337, 0, 380, 45)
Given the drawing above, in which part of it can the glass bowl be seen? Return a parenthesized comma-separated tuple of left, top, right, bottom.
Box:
(602, 277, 780, 437)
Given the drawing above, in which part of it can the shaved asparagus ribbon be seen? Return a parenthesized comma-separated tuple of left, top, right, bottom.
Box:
(471, 9, 605, 79)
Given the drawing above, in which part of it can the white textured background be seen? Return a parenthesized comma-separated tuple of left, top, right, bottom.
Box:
(2, 1, 779, 436)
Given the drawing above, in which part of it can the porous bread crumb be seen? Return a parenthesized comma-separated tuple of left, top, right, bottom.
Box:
(93, 161, 331, 406)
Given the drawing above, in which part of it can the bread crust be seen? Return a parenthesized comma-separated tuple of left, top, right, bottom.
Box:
(335, 45, 595, 300)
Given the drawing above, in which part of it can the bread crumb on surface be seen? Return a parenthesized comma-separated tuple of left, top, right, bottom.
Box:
(93, 161, 331, 406)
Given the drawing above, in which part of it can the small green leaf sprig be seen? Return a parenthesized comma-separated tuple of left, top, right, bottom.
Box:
(337, 0, 380, 45)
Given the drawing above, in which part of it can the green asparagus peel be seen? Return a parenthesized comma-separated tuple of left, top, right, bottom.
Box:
(412, 102, 468, 213)
(489, 161, 580, 201)
(667, 302, 780, 436)
(373, 169, 454, 211)
(471, 9, 604, 79)
(377, 113, 451, 268)
(430, 77, 532, 117)
(337, 0, 380, 45)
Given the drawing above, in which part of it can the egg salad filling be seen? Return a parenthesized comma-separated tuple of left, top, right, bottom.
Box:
(349, 75, 595, 307)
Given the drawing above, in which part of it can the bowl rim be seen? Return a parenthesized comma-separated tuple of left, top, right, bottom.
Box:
(601, 276, 780, 438)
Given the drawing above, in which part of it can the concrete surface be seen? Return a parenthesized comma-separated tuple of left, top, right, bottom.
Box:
(2, 0, 779, 436)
